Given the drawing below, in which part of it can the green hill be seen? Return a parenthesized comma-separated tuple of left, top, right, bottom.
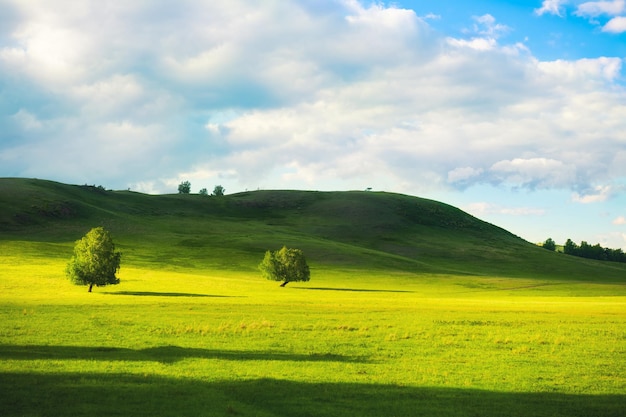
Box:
(1, 177, 625, 282)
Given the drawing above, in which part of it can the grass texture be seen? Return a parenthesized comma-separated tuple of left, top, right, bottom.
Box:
(2, 244, 625, 416)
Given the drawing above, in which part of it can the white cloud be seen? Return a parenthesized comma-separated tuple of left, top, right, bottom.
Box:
(576, 0, 625, 18)
(489, 158, 576, 189)
(603, 15, 626, 32)
(472, 14, 510, 38)
(204, 123, 221, 135)
(613, 216, 626, 225)
(422, 13, 441, 21)
(447, 37, 497, 51)
(344, 1, 418, 29)
(69, 75, 161, 121)
(538, 0, 626, 38)
(447, 167, 484, 184)
(446, 14, 509, 52)
(536, 57, 623, 82)
(572, 185, 615, 203)
(573, 1, 626, 34)
(535, 0, 566, 16)
(11, 109, 43, 130)
(1, 0, 626, 197)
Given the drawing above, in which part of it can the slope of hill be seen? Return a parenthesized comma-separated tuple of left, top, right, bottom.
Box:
(1, 177, 625, 282)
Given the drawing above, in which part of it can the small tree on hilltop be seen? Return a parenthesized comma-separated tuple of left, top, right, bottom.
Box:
(66, 227, 122, 292)
(178, 181, 191, 194)
(259, 246, 310, 287)
(212, 185, 225, 196)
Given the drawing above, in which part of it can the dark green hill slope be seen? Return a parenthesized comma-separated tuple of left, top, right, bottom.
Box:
(1, 178, 625, 282)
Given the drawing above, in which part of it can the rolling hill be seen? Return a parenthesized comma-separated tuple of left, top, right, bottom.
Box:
(1, 177, 625, 282)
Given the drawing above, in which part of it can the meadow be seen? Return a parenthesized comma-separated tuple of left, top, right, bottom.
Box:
(1, 240, 625, 416)
(1, 179, 625, 416)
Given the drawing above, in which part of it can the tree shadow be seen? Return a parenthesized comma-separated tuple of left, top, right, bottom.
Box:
(0, 344, 364, 364)
(103, 291, 232, 298)
(0, 372, 623, 417)
(293, 286, 414, 293)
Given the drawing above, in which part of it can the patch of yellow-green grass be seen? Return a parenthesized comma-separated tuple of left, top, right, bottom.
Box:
(1, 244, 625, 416)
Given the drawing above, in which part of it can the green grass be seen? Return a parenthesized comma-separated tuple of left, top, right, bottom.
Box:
(1, 244, 625, 416)
(1, 178, 626, 416)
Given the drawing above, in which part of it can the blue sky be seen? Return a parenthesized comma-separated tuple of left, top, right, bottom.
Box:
(1, 0, 625, 249)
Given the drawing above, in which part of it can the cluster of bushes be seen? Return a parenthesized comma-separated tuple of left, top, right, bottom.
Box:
(542, 238, 626, 263)
(81, 184, 109, 193)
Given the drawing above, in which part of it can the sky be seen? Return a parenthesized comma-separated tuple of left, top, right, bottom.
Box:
(1, 0, 625, 249)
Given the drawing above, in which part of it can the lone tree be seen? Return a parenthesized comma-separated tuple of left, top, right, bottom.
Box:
(212, 185, 225, 196)
(178, 181, 191, 194)
(259, 246, 310, 287)
(66, 227, 122, 292)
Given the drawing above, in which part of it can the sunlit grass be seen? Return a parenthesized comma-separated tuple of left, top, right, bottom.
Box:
(1, 239, 625, 416)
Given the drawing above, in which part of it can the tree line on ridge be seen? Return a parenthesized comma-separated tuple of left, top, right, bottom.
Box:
(542, 238, 626, 263)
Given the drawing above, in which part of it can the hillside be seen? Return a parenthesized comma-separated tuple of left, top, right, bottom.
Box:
(1, 177, 625, 282)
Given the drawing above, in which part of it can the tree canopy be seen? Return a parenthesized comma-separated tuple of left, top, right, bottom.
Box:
(178, 181, 191, 194)
(542, 238, 556, 251)
(212, 185, 225, 196)
(563, 238, 626, 263)
(259, 246, 310, 287)
(66, 227, 122, 292)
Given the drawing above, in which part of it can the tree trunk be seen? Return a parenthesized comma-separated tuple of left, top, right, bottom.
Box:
(88, 283, 93, 292)
(280, 281, 289, 287)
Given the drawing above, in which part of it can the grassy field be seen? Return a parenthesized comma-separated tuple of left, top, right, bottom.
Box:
(1, 241, 625, 416)
(1, 179, 626, 416)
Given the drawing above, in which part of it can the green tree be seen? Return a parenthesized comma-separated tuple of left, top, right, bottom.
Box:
(66, 227, 122, 292)
(212, 185, 225, 196)
(564, 238, 578, 256)
(199, 188, 208, 196)
(542, 237, 556, 251)
(259, 246, 310, 287)
(178, 181, 191, 194)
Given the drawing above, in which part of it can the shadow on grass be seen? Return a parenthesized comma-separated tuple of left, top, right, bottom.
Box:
(0, 344, 363, 364)
(454, 282, 566, 294)
(0, 372, 624, 417)
(293, 286, 414, 293)
(103, 291, 231, 298)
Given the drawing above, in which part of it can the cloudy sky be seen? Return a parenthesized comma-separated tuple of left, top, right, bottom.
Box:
(1, 0, 625, 249)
